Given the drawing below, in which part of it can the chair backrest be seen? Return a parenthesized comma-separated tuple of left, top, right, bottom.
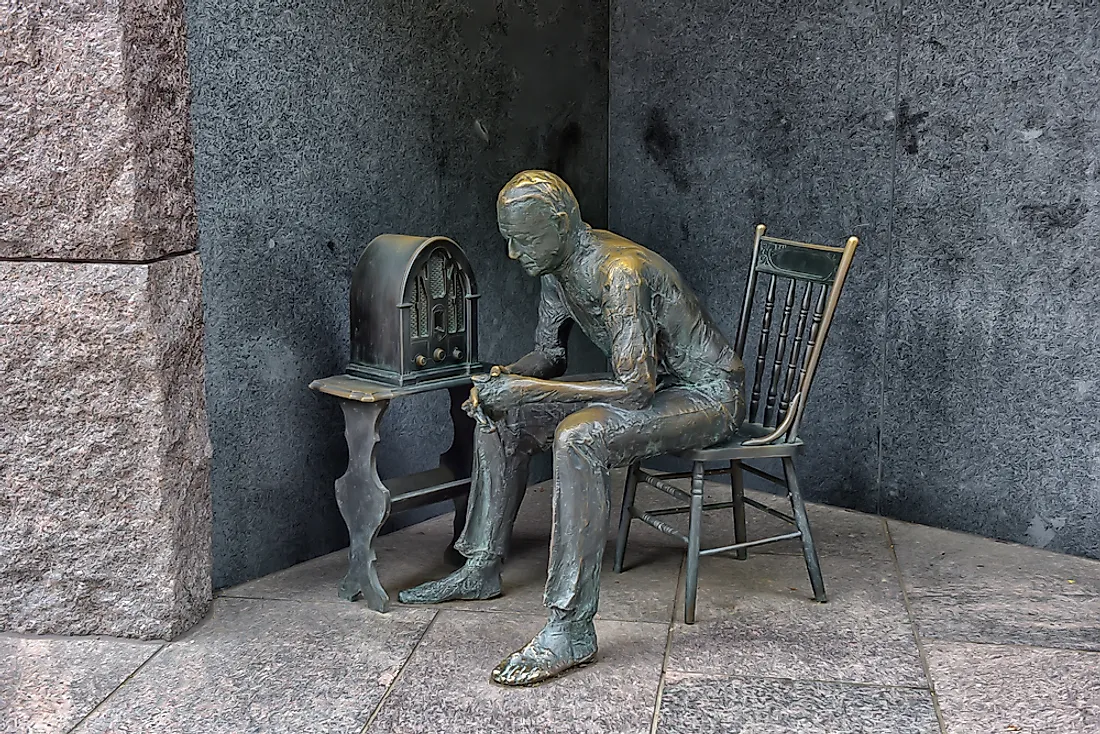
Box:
(734, 224, 859, 441)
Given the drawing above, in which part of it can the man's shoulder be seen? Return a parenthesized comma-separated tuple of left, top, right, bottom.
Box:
(592, 228, 647, 254)
(591, 230, 671, 287)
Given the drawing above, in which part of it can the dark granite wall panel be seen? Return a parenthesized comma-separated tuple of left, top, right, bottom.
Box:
(611, 0, 1100, 559)
(610, 0, 899, 511)
(882, 1, 1100, 558)
(188, 0, 609, 587)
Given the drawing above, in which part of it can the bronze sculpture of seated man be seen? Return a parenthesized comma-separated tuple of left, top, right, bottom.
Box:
(399, 170, 746, 685)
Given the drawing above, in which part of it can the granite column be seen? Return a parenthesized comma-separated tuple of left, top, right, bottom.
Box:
(0, 0, 211, 638)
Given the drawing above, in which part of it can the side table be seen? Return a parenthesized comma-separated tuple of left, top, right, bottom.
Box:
(309, 373, 475, 612)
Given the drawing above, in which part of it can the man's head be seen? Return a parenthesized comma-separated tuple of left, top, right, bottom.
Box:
(497, 170, 585, 277)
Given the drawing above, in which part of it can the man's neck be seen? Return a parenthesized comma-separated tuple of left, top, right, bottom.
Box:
(552, 224, 595, 286)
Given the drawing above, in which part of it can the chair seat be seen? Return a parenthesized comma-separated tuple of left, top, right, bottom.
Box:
(674, 422, 804, 461)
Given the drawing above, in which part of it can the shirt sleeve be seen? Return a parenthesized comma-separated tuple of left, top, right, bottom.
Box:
(532, 275, 571, 366)
(603, 262, 658, 398)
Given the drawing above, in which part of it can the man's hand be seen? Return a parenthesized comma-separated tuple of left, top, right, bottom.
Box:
(471, 366, 524, 416)
(461, 386, 492, 431)
(462, 365, 514, 429)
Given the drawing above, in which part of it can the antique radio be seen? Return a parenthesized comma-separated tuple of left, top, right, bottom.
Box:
(348, 234, 481, 385)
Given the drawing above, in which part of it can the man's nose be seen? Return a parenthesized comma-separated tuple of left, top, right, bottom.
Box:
(507, 239, 520, 260)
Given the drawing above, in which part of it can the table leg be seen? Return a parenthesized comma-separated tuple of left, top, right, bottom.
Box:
(335, 399, 391, 612)
(440, 384, 475, 566)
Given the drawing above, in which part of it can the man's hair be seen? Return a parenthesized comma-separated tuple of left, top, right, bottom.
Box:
(497, 170, 583, 227)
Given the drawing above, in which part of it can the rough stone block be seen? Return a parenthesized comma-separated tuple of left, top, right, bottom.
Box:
(0, 254, 211, 639)
(0, 0, 195, 260)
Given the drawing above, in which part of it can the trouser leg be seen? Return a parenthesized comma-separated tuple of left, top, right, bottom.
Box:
(454, 402, 572, 559)
(545, 415, 614, 619)
(454, 423, 530, 559)
(543, 388, 741, 620)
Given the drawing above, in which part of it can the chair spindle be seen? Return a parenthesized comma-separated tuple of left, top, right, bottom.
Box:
(778, 283, 815, 422)
(749, 275, 778, 422)
(764, 279, 797, 427)
(796, 285, 830, 396)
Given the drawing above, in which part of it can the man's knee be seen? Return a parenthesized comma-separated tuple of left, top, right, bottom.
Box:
(554, 409, 612, 463)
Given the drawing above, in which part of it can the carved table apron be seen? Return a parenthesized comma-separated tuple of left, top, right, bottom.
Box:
(309, 374, 475, 612)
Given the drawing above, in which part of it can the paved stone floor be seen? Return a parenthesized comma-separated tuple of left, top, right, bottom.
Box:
(4, 477, 1099, 733)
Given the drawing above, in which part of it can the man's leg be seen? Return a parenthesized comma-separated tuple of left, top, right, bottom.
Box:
(398, 402, 570, 604)
(491, 388, 740, 685)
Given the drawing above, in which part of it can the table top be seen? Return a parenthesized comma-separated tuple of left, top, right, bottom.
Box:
(310, 371, 614, 403)
(309, 373, 473, 402)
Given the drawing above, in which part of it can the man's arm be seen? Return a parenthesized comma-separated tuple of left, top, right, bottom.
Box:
(491, 262, 657, 409)
(503, 276, 571, 379)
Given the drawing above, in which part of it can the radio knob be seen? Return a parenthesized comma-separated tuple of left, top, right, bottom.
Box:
(452, 348, 463, 361)
(414, 354, 428, 367)
(433, 348, 446, 362)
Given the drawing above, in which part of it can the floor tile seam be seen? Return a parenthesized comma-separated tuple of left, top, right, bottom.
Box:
(0, 631, 167, 645)
(447, 607, 672, 625)
(648, 635, 670, 734)
(885, 519, 949, 734)
(660, 669, 932, 692)
(650, 554, 685, 734)
(433, 606, 669, 626)
(212, 594, 672, 625)
(359, 610, 440, 734)
(216, 593, 357, 605)
(433, 608, 669, 626)
(214, 593, 453, 615)
(708, 547, 897, 561)
(216, 592, 459, 611)
(65, 642, 166, 734)
(916, 636, 1100, 656)
(902, 588, 1100, 602)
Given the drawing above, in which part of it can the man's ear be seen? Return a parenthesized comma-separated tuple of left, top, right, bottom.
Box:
(553, 211, 569, 238)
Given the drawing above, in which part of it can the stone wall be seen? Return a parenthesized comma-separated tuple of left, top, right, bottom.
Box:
(186, 0, 610, 588)
(610, 0, 1100, 558)
(0, 0, 211, 637)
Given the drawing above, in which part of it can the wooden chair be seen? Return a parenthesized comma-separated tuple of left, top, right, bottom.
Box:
(613, 224, 859, 624)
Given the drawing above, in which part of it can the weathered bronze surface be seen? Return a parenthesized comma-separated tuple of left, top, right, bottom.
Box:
(348, 234, 481, 386)
(398, 170, 747, 686)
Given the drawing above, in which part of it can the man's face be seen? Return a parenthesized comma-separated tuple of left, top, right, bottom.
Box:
(497, 199, 568, 277)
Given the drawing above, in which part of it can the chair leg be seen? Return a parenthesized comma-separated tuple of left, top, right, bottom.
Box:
(684, 461, 705, 624)
(782, 457, 827, 603)
(614, 461, 641, 573)
(729, 460, 747, 561)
